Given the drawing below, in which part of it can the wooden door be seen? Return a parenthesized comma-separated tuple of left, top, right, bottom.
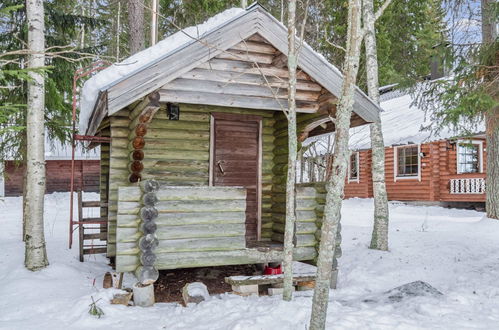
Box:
(211, 113, 261, 243)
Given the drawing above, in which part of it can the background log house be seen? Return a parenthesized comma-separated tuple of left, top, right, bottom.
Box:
(299, 88, 487, 206)
(1, 136, 100, 196)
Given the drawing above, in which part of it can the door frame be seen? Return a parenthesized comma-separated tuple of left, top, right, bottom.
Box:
(209, 112, 263, 241)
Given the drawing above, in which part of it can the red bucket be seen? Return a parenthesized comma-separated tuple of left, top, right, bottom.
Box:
(264, 265, 282, 275)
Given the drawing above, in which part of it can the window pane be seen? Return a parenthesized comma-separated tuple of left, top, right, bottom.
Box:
(397, 146, 419, 177)
(458, 143, 480, 173)
(349, 154, 358, 179)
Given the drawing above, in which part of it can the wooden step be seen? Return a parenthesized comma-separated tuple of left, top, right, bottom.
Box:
(82, 201, 109, 208)
(83, 247, 107, 255)
(83, 232, 108, 240)
(225, 274, 316, 286)
(79, 217, 108, 224)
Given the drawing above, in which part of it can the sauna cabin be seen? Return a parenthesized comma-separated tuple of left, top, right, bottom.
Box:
(78, 4, 380, 282)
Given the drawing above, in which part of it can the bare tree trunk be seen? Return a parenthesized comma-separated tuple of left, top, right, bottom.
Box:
(309, 0, 363, 328)
(282, 0, 298, 302)
(25, 0, 48, 271)
(486, 111, 499, 219)
(481, 0, 499, 219)
(241, 0, 247, 9)
(364, 0, 390, 250)
(128, 0, 145, 55)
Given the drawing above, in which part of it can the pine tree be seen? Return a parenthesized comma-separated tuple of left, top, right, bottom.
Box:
(417, 0, 498, 219)
(0, 1, 107, 161)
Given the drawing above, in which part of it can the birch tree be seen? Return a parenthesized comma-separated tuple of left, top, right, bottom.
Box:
(363, 0, 389, 251)
(24, 0, 48, 271)
(309, 0, 392, 328)
(282, 0, 298, 302)
(128, 0, 145, 55)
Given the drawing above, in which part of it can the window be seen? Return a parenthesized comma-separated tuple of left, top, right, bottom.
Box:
(348, 152, 359, 182)
(457, 141, 483, 174)
(395, 145, 420, 179)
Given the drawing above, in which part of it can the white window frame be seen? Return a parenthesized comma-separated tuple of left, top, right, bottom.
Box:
(347, 151, 360, 183)
(394, 144, 421, 182)
(0, 162, 4, 197)
(456, 139, 484, 174)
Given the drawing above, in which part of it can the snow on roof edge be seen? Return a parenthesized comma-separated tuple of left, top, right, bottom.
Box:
(78, 7, 247, 134)
(304, 86, 486, 153)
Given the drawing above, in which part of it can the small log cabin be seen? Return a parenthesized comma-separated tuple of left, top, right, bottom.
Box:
(80, 4, 380, 281)
(78, 5, 380, 283)
(1, 137, 100, 197)
(300, 88, 487, 205)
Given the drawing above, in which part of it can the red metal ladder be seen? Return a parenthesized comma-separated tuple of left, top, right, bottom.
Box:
(68, 60, 111, 259)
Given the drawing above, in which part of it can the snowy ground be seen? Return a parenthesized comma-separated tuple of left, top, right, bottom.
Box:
(1, 193, 498, 330)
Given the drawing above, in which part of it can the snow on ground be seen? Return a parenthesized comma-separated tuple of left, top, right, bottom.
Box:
(1, 193, 498, 330)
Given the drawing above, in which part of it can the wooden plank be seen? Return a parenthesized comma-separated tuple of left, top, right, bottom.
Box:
(163, 78, 320, 102)
(117, 186, 142, 202)
(197, 58, 311, 81)
(159, 89, 318, 113)
(155, 211, 245, 226)
(229, 40, 278, 54)
(156, 237, 246, 253)
(225, 274, 315, 286)
(154, 247, 317, 269)
(216, 50, 274, 64)
(83, 247, 108, 255)
(180, 68, 322, 92)
(156, 223, 245, 239)
(153, 186, 246, 201)
(156, 199, 246, 213)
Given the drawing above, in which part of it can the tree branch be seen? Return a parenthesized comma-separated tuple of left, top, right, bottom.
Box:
(374, 0, 394, 22)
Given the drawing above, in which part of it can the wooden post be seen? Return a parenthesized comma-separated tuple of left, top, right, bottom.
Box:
(78, 190, 84, 262)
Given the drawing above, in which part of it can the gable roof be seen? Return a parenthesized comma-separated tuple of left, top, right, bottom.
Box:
(79, 4, 381, 135)
(348, 89, 486, 150)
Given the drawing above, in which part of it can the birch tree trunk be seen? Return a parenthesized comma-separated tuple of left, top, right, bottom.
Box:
(25, 0, 48, 271)
(364, 0, 390, 250)
(309, 0, 363, 328)
(282, 0, 298, 302)
(481, 0, 499, 219)
(128, 0, 145, 55)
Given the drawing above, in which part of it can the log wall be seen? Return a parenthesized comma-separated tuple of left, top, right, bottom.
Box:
(108, 103, 278, 255)
(343, 139, 487, 202)
(3, 160, 100, 196)
(115, 183, 317, 272)
(107, 109, 132, 256)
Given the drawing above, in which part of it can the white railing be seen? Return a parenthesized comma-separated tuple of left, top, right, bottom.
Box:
(450, 178, 486, 194)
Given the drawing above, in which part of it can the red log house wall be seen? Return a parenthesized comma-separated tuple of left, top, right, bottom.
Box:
(3, 160, 100, 196)
(344, 138, 487, 202)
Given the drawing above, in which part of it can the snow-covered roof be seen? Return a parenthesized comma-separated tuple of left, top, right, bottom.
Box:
(348, 91, 485, 150)
(79, 3, 381, 135)
(304, 86, 486, 153)
(44, 140, 100, 160)
(79, 7, 245, 133)
(4, 133, 99, 161)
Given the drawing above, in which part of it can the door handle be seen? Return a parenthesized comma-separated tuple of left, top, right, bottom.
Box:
(217, 160, 225, 175)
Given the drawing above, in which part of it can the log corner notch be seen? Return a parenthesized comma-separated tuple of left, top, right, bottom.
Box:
(128, 91, 161, 183)
(136, 179, 160, 285)
(298, 92, 337, 142)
